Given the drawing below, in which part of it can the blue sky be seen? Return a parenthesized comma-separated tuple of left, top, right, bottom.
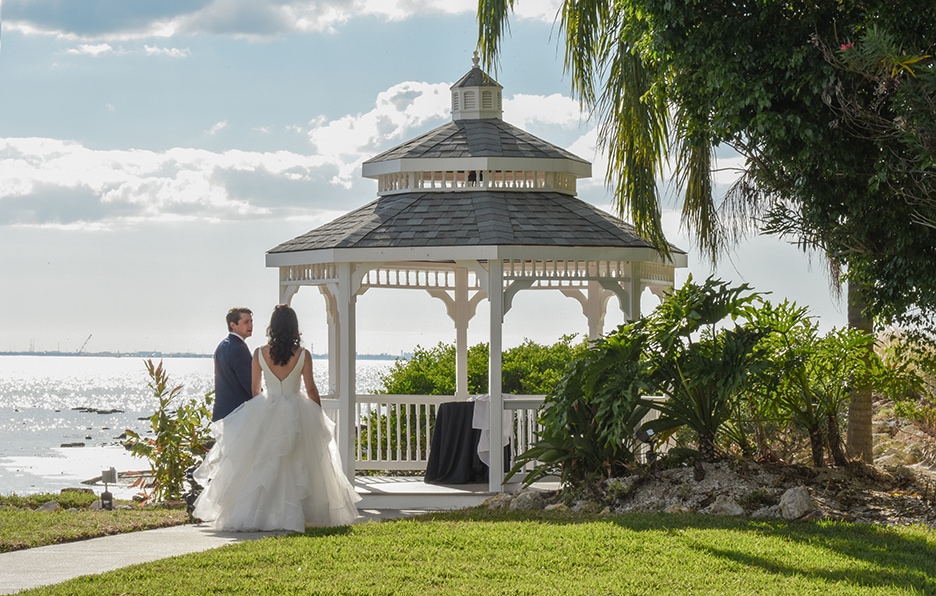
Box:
(0, 1, 845, 355)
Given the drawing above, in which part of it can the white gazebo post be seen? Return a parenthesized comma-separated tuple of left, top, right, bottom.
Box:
(628, 261, 642, 321)
(319, 286, 339, 395)
(487, 258, 505, 492)
(454, 265, 470, 400)
(336, 262, 357, 479)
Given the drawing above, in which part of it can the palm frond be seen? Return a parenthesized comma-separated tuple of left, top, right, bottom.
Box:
(476, 0, 515, 74)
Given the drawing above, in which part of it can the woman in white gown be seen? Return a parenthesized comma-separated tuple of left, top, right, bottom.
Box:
(193, 304, 360, 532)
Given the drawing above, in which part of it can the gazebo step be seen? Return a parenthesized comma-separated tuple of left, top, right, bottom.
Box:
(352, 476, 556, 511)
(357, 491, 493, 510)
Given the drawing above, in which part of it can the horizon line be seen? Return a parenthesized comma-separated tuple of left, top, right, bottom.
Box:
(0, 350, 407, 360)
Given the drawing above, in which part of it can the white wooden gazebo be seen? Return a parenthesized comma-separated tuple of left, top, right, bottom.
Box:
(266, 54, 687, 493)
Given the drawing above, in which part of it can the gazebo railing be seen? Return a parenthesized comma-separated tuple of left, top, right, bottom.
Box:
(321, 394, 546, 473)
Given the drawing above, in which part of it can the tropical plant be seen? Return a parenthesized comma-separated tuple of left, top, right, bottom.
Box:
(765, 322, 877, 467)
(507, 329, 652, 487)
(639, 278, 767, 462)
(123, 360, 214, 502)
(735, 300, 818, 462)
(511, 278, 768, 488)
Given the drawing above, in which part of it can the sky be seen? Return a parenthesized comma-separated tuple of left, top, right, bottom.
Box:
(0, 0, 847, 356)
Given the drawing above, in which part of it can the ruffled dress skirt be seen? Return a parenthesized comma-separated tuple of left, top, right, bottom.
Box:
(192, 389, 360, 532)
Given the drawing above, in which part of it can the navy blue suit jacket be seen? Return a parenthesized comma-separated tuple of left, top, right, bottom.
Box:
(212, 333, 253, 421)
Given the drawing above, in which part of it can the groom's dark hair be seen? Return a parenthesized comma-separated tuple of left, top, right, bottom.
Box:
(226, 307, 252, 331)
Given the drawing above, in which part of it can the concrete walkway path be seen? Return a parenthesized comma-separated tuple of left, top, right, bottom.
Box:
(0, 509, 429, 594)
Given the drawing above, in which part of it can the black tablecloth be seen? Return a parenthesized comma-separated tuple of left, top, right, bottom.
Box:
(425, 402, 486, 484)
(424, 401, 510, 485)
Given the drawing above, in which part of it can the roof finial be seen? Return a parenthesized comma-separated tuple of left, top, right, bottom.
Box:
(472, 50, 480, 68)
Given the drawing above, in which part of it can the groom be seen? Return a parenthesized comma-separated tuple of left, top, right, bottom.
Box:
(212, 307, 254, 421)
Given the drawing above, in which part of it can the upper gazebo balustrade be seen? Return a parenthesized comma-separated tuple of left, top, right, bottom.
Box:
(376, 169, 578, 194)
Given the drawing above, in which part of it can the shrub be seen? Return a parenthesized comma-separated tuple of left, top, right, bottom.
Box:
(508, 331, 653, 485)
(0, 491, 98, 510)
(378, 336, 586, 396)
(123, 360, 214, 502)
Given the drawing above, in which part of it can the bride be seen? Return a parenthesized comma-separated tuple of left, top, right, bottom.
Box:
(193, 304, 360, 531)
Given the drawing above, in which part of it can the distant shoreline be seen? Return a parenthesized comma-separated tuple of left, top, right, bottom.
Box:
(0, 351, 405, 361)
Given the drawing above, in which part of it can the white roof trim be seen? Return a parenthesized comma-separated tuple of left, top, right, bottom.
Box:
(266, 245, 687, 268)
(362, 157, 591, 178)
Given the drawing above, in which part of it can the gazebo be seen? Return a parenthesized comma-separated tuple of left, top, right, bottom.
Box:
(266, 54, 687, 493)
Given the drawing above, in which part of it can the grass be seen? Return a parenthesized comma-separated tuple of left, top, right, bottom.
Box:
(13, 508, 936, 595)
(0, 492, 188, 552)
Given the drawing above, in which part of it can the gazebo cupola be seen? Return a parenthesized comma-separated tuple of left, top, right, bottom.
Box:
(362, 54, 590, 199)
(450, 51, 503, 120)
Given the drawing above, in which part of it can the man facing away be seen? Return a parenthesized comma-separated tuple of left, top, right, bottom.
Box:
(212, 307, 254, 421)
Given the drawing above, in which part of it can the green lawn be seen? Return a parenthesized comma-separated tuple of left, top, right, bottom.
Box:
(0, 493, 188, 552)
(18, 509, 936, 595)
(0, 507, 188, 552)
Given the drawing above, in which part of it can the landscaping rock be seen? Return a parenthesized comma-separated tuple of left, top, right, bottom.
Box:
(604, 476, 639, 499)
(483, 493, 513, 510)
(36, 501, 62, 512)
(664, 504, 694, 515)
(705, 495, 744, 516)
(750, 505, 782, 519)
(508, 490, 545, 511)
(779, 486, 814, 520)
(490, 403, 936, 529)
(571, 500, 602, 514)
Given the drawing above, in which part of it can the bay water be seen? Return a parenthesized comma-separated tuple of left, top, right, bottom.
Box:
(0, 355, 394, 495)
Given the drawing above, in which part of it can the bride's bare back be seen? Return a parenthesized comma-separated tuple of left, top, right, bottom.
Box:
(251, 345, 320, 404)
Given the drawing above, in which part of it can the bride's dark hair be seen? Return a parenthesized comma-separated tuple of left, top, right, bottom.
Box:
(267, 304, 302, 366)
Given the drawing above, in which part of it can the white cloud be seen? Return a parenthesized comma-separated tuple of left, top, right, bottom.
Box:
(206, 121, 229, 135)
(9, 0, 563, 41)
(143, 45, 191, 58)
(358, 0, 475, 20)
(66, 43, 113, 56)
(509, 1, 563, 22)
(306, 81, 451, 186)
(181, 0, 562, 37)
(0, 138, 333, 227)
(505, 93, 587, 129)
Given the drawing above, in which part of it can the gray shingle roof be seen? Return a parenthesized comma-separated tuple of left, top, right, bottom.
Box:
(451, 67, 502, 89)
(363, 119, 589, 165)
(268, 191, 685, 254)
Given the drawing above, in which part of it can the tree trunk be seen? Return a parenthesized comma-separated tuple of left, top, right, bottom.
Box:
(827, 414, 848, 466)
(697, 431, 717, 462)
(809, 425, 825, 467)
(845, 281, 875, 462)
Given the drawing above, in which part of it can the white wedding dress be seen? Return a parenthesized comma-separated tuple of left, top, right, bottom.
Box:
(192, 350, 360, 531)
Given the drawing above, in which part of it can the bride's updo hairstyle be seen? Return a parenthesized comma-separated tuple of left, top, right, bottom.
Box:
(267, 304, 302, 366)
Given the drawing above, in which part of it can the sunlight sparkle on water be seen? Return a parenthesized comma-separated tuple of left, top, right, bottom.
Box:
(0, 355, 394, 494)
